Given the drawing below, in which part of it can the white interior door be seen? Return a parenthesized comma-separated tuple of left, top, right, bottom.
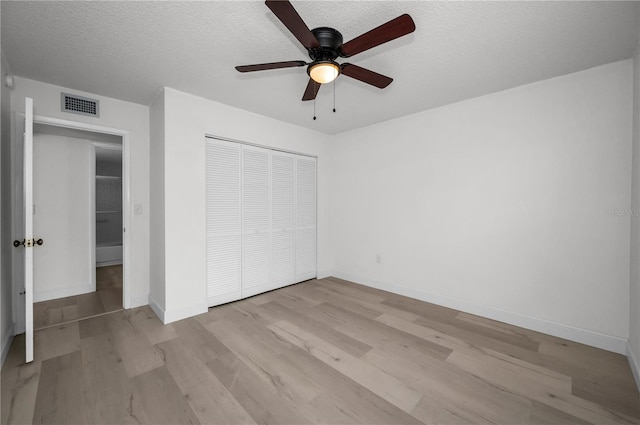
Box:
(23, 97, 34, 363)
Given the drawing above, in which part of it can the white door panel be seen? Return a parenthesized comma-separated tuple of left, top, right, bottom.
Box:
(295, 156, 317, 282)
(241, 146, 270, 296)
(205, 139, 242, 306)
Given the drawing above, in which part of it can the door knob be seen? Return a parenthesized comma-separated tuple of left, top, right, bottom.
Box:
(12, 238, 43, 247)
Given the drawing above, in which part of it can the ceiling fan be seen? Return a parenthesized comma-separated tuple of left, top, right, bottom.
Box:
(235, 0, 416, 101)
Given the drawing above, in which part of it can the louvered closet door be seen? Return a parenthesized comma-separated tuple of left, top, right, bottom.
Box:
(271, 151, 296, 289)
(296, 156, 317, 282)
(241, 145, 271, 298)
(205, 139, 242, 306)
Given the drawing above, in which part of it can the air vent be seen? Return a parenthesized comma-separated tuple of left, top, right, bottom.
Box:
(61, 93, 99, 117)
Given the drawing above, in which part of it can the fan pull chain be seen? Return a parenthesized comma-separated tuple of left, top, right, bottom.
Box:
(333, 80, 336, 113)
(313, 96, 316, 120)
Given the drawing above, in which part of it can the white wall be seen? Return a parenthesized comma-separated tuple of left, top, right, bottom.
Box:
(330, 60, 633, 354)
(629, 35, 640, 388)
(150, 88, 332, 323)
(10, 77, 150, 308)
(1, 51, 14, 365)
(32, 134, 93, 302)
(149, 91, 165, 311)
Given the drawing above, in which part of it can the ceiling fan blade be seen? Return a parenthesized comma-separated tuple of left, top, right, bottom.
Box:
(265, 0, 320, 50)
(339, 14, 415, 58)
(341, 64, 393, 89)
(236, 60, 307, 73)
(302, 78, 320, 101)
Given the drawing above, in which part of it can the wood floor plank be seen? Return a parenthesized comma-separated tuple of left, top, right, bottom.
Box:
(319, 302, 452, 362)
(278, 348, 423, 425)
(410, 393, 496, 424)
(446, 349, 572, 399)
(80, 332, 133, 424)
(246, 300, 373, 357)
(381, 293, 460, 322)
(172, 316, 233, 363)
(157, 338, 257, 425)
(78, 313, 112, 340)
(571, 376, 640, 420)
(269, 319, 423, 413)
(106, 312, 165, 378)
(127, 306, 178, 345)
(307, 287, 384, 321)
(207, 351, 312, 424)
(527, 400, 592, 425)
(98, 288, 123, 312)
(206, 315, 321, 405)
(130, 366, 200, 425)
(33, 321, 81, 362)
(76, 292, 106, 318)
(32, 350, 84, 424)
(363, 347, 532, 424)
(1, 335, 41, 425)
(530, 391, 639, 424)
(320, 278, 387, 304)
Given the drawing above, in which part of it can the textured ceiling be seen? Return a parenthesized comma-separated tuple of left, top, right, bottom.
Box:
(2, 1, 639, 134)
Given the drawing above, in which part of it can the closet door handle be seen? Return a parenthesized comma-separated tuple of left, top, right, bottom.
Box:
(35, 239, 44, 246)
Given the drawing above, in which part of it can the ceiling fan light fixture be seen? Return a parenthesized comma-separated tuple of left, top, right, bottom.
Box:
(308, 61, 340, 84)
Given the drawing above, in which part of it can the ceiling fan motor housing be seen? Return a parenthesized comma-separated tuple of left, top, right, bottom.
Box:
(309, 27, 343, 61)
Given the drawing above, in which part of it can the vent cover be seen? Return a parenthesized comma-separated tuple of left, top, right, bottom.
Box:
(61, 93, 99, 117)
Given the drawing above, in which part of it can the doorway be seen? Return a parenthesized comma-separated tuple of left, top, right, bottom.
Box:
(30, 126, 124, 329)
(12, 113, 131, 337)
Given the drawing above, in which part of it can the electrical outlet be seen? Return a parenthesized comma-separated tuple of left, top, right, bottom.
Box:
(376, 254, 382, 264)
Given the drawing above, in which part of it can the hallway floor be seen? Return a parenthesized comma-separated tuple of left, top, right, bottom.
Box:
(33, 265, 123, 330)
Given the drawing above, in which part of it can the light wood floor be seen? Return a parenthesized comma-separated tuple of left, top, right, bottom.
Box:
(2, 277, 639, 424)
(33, 265, 123, 330)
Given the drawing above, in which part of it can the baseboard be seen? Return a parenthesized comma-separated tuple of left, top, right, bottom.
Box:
(130, 293, 149, 309)
(331, 271, 628, 355)
(1, 322, 15, 368)
(148, 294, 165, 323)
(34, 284, 93, 303)
(163, 301, 208, 324)
(628, 342, 640, 392)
